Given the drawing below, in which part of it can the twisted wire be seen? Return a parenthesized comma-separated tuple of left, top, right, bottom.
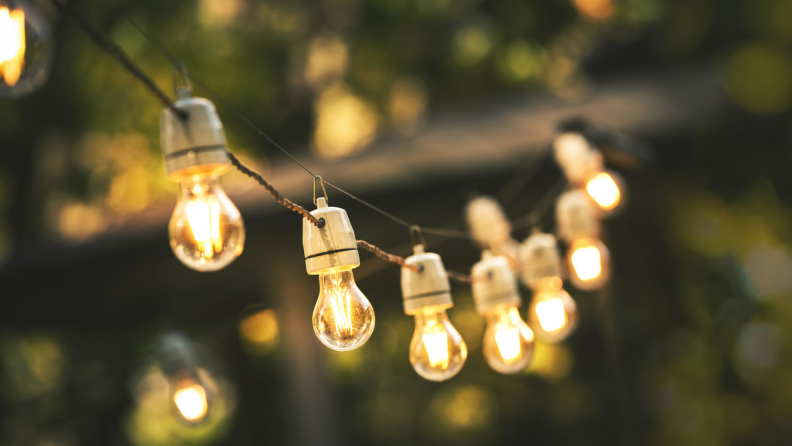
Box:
(226, 152, 322, 227)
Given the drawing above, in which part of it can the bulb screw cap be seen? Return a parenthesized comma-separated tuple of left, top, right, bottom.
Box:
(401, 245, 453, 315)
(471, 251, 521, 314)
(519, 233, 563, 289)
(161, 96, 230, 179)
(302, 197, 360, 274)
(556, 189, 600, 242)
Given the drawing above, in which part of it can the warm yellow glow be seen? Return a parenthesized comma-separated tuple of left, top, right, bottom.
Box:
(0, 7, 25, 87)
(239, 309, 279, 350)
(571, 246, 602, 281)
(586, 172, 621, 211)
(174, 381, 208, 422)
(410, 308, 467, 381)
(494, 327, 521, 363)
(572, 0, 613, 21)
(535, 298, 567, 332)
(313, 269, 375, 351)
(482, 305, 534, 374)
(169, 174, 245, 271)
(313, 84, 377, 158)
(423, 329, 450, 368)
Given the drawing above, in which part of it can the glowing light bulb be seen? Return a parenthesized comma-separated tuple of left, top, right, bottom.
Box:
(0, 1, 52, 97)
(173, 377, 208, 422)
(409, 306, 467, 381)
(481, 304, 534, 374)
(528, 278, 578, 342)
(567, 237, 610, 290)
(0, 6, 24, 87)
(169, 173, 244, 271)
(313, 268, 374, 351)
(585, 170, 624, 214)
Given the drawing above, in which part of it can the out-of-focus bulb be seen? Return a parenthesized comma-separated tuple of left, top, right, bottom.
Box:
(481, 304, 534, 374)
(409, 305, 467, 381)
(567, 237, 610, 290)
(313, 268, 374, 351)
(169, 173, 244, 271)
(0, 0, 52, 97)
(585, 170, 624, 214)
(528, 278, 578, 342)
(173, 377, 208, 423)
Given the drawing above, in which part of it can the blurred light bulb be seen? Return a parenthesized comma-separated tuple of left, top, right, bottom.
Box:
(585, 170, 624, 213)
(169, 173, 245, 271)
(482, 304, 534, 374)
(567, 237, 610, 290)
(0, 0, 52, 97)
(528, 278, 578, 342)
(313, 268, 374, 351)
(409, 306, 467, 381)
(173, 377, 208, 422)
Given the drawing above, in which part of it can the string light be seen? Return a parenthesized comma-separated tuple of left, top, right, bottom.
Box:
(161, 71, 245, 271)
(465, 196, 520, 265)
(303, 195, 375, 351)
(553, 132, 626, 216)
(520, 232, 578, 342)
(0, 0, 52, 98)
(402, 244, 467, 381)
(156, 332, 214, 424)
(471, 251, 535, 374)
(556, 189, 610, 290)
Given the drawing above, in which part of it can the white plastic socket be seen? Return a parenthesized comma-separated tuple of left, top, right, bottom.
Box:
(553, 132, 603, 185)
(465, 196, 513, 250)
(302, 197, 360, 275)
(519, 233, 562, 289)
(401, 245, 453, 315)
(161, 96, 230, 179)
(471, 251, 521, 315)
(556, 189, 600, 242)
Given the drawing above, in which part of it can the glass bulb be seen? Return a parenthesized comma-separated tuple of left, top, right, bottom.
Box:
(567, 237, 610, 290)
(0, 0, 53, 98)
(481, 304, 535, 374)
(169, 173, 245, 271)
(409, 306, 467, 381)
(585, 170, 625, 215)
(313, 269, 374, 351)
(173, 376, 208, 423)
(528, 279, 578, 343)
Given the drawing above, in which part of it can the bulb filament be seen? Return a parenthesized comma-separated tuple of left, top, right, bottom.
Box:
(0, 7, 25, 87)
(185, 197, 223, 259)
(422, 325, 450, 368)
(494, 327, 521, 364)
(174, 379, 208, 422)
(586, 172, 620, 210)
(535, 298, 567, 332)
(571, 245, 602, 281)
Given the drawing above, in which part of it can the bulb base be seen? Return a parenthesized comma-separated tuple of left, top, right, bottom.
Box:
(303, 198, 360, 274)
(556, 189, 600, 242)
(553, 132, 603, 185)
(519, 233, 563, 289)
(161, 97, 230, 179)
(401, 245, 453, 315)
(471, 252, 521, 314)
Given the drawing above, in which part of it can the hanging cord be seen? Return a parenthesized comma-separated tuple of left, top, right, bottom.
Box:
(226, 152, 323, 227)
(356, 240, 420, 273)
(49, 0, 187, 120)
(510, 176, 568, 230)
(53, 1, 564, 277)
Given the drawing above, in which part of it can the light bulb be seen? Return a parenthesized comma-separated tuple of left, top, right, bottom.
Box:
(585, 170, 625, 214)
(173, 376, 209, 423)
(0, 0, 52, 98)
(313, 268, 374, 351)
(481, 304, 534, 374)
(409, 305, 467, 381)
(169, 173, 245, 271)
(528, 278, 578, 342)
(567, 237, 610, 290)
